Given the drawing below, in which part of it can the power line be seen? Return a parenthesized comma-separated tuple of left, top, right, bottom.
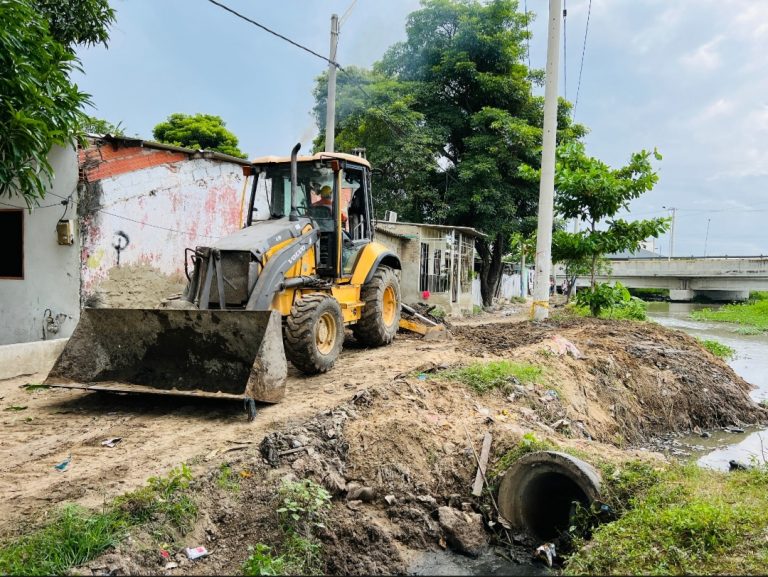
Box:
(205, 0, 337, 68)
(96, 209, 221, 239)
(573, 0, 592, 117)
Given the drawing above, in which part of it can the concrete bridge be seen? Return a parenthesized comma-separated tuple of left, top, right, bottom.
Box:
(573, 256, 768, 301)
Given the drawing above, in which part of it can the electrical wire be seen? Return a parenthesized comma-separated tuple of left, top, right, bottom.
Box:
(573, 0, 592, 117)
(205, 0, 338, 67)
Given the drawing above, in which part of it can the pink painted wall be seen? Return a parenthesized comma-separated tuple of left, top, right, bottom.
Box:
(80, 156, 253, 300)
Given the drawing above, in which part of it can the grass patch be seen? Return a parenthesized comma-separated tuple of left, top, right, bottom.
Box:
(114, 463, 197, 538)
(439, 360, 543, 394)
(697, 338, 735, 359)
(21, 383, 50, 392)
(566, 465, 768, 575)
(216, 463, 240, 494)
(0, 505, 126, 576)
(472, 304, 483, 315)
(691, 299, 768, 332)
(4, 405, 28, 411)
(0, 464, 199, 575)
(243, 479, 331, 576)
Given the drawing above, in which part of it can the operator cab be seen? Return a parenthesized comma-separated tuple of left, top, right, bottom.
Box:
(246, 153, 374, 278)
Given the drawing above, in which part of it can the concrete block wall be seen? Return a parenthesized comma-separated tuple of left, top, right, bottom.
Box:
(79, 149, 251, 305)
(0, 146, 81, 345)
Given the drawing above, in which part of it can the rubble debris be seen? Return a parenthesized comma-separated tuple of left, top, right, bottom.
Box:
(53, 453, 72, 472)
(437, 506, 489, 557)
(185, 546, 208, 560)
(101, 437, 122, 448)
(534, 542, 556, 567)
(471, 432, 492, 497)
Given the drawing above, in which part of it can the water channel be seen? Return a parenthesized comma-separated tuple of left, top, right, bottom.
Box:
(646, 301, 768, 470)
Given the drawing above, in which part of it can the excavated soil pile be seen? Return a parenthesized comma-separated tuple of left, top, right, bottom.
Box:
(454, 316, 766, 443)
(21, 317, 768, 575)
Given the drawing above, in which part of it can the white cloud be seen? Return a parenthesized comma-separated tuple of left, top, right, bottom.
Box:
(680, 35, 724, 71)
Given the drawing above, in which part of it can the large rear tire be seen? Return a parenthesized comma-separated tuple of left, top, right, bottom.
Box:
(352, 266, 401, 346)
(284, 293, 344, 375)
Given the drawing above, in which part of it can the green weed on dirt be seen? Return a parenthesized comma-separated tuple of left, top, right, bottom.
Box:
(691, 299, 768, 332)
(243, 479, 331, 577)
(697, 338, 736, 359)
(0, 464, 199, 576)
(0, 505, 126, 576)
(566, 464, 768, 575)
(216, 463, 241, 494)
(439, 360, 543, 394)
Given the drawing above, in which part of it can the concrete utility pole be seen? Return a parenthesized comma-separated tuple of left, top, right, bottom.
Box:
(324, 13, 339, 153)
(704, 217, 711, 257)
(663, 205, 676, 260)
(531, 0, 562, 320)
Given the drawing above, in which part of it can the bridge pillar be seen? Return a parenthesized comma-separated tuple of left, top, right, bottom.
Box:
(695, 290, 750, 302)
(669, 289, 695, 302)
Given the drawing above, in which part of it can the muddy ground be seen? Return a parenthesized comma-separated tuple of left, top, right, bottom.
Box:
(1, 308, 765, 574)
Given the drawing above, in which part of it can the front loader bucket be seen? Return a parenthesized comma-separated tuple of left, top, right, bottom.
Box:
(45, 309, 287, 403)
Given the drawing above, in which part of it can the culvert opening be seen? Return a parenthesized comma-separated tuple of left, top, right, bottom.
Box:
(498, 451, 602, 542)
(520, 471, 590, 540)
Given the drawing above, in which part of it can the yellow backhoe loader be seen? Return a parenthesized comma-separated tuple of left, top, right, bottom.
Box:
(45, 144, 407, 419)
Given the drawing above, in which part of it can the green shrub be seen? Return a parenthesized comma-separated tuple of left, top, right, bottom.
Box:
(242, 544, 287, 576)
(216, 463, 240, 493)
(697, 338, 735, 360)
(440, 360, 543, 394)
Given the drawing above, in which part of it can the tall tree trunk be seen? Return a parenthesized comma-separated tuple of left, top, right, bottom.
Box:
(478, 233, 504, 307)
(590, 219, 597, 289)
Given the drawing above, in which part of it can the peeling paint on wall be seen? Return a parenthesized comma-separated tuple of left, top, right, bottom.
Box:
(80, 153, 256, 305)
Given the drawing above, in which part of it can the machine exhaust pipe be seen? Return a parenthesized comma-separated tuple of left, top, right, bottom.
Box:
(289, 142, 301, 222)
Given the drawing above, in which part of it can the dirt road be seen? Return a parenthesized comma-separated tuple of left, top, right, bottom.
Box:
(0, 330, 479, 534)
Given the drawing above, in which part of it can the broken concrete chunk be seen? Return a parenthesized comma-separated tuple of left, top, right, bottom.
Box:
(384, 494, 396, 505)
(437, 506, 488, 557)
(416, 494, 437, 508)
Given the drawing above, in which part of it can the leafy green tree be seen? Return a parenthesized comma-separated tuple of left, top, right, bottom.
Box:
(33, 0, 115, 48)
(152, 113, 247, 159)
(547, 142, 669, 314)
(0, 0, 114, 206)
(82, 115, 124, 136)
(312, 0, 586, 305)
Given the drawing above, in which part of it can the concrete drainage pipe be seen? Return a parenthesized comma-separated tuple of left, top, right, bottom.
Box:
(497, 451, 601, 540)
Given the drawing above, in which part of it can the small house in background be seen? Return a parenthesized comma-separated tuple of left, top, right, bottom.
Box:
(0, 135, 254, 346)
(375, 221, 484, 316)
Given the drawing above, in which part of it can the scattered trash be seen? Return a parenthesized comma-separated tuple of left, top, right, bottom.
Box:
(729, 459, 750, 471)
(54, 454, 72, 472)
(497, 515, 512, 530)
(547, 334, 582, 359)
(534, 542, 556, 567)
(160, 549, 171, 560)
(417, 373, 427, 381)
(101, 437, 122, 448)
(4, 405, 28, 412)
(239, 469, 252, 479)
(185, 546, 208, 560)
(384, 494, 396, 505)
(164, 562, 178, 570)
(724, 426, 745, 434)
(471, 432, 493, 497)
(700, 431, 712, 438)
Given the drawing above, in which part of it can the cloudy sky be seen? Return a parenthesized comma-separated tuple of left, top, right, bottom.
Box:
(74, 0, 767, 256)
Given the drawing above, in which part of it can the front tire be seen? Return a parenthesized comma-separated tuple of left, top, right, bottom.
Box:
(284, 293, 344, 375)
(352, 266, 401, 346)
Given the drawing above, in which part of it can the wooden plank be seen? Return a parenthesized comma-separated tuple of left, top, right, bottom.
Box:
(471, 432, 493, 497)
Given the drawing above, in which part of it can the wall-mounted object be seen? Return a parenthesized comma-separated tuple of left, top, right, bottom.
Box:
(56, 219, 74, 245)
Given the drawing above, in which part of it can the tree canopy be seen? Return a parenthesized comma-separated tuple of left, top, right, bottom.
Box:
(548, 141, 669, 289)
(0, 0, 115, 206)
(152, 113, 247, 159)
(312, 0, 585, 305)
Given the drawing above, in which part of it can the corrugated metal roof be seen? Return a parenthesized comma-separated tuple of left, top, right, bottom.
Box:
(251, 151, 371, 169)
(377, 221, 486, 238)
(88, 134, 252, 166)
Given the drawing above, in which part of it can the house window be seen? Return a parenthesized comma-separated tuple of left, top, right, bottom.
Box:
(0, 210, 23, 279)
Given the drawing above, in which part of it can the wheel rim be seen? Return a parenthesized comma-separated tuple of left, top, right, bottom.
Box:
(382, 285, 397, 327)
(316, 311, 337, 355)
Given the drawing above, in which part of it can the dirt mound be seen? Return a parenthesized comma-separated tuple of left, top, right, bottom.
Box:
(454, 316, 767, 443)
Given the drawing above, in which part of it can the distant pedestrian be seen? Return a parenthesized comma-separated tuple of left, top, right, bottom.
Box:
(549, 277, 555, 296)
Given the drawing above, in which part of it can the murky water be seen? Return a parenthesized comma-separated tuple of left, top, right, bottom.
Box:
(408, 549, 551, 576)
(646, 302, 768, 470)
